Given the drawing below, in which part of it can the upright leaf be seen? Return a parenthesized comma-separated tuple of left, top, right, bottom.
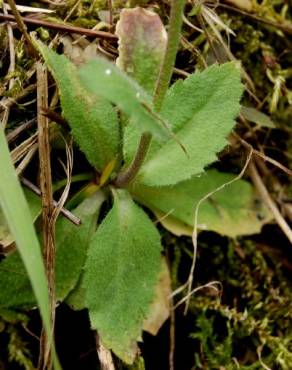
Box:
(79, 58, 170, 140)
(116, 7, 167, 94)
(130, 170, 272, 237)
(135, 63, 243, 186)
(36, 41, 119, 172)
(0, 127, 57, 365)
(84, 189, 161, 363)
(0, 189, 40, 250)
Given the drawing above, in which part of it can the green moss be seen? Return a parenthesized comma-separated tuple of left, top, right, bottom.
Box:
(174, 238, 292, 369)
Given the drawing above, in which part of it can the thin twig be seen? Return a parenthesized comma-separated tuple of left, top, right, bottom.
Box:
(0, 13, 118, 40)
(7, 118, 36, 143)
(234, 133, 292, 177)
(174, 281, 222, 309)
(21, 177, 81, 226)
(1, 3, 15, 129)
(3, 3, 15, 89)
(0, 83, 37, 113)
(248, 161, 292, 245)
(16, 145, 38, 176)
(6, 0, 37, 57)
(11, 133, 38, 164)
(36, 62, 55, 370)
(108, 0, 113, 26)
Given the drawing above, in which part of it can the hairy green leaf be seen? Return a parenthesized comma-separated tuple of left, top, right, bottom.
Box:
(85, 189, 161, 363)
(55, 191, 105, 300)
(0, 192, 104, 308)
(116, 7, 167, 94)
(36, 41, 119, 171)
(133, 63, 243, 186)
(65, 273, 87, 311)
(130, 170, 272, 237)
(79, 58, 170, 140)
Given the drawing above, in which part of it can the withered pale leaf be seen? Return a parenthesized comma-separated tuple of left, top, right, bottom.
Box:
(116, 7, 167, 94)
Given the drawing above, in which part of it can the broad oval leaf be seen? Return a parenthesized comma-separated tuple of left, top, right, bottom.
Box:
(135, 63, 243, 186)
(36, 41, 119, 172)
(130, 170, 272, 237)
(0, 192, 104, 309)
(55, 191, 105, 300)
(84, 189, 161, 363)
(116, 7, 167, 94)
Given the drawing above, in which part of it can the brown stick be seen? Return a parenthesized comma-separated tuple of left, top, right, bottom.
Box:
(36, 62, 55, 370)
(6, 0, 37, 57)
(95, 333, 115, 370)
(0, 13, 118, 40)
(21, 177, 81, 226)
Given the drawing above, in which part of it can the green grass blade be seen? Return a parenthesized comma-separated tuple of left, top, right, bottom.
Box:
(0, 127, 60, 369)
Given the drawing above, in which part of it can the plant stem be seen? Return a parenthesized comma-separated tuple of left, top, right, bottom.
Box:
(153, 0, 186, 111)
(115, 132, 151, 188)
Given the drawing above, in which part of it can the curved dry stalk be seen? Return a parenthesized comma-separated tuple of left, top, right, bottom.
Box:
(248, 161, 292, 245)
(234, 134, 292, 177)
(183, 149, 253, 314)
(173, 281, 222, 310)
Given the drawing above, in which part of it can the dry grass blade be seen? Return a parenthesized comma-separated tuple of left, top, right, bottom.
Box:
(11, 134, 38, 164)
(235, 134, 292, 177)
(172, 149, 253, 313)
(174, 281, 222, 309)
(248, 161, 292, 245)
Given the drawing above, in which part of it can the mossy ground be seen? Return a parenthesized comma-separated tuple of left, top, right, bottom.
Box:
(0, 0, 291, 369)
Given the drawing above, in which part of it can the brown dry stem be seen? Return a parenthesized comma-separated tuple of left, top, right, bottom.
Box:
(248, 161, 292, 245)
(95, 333, 115, 370)
(36, 62, 55, 370)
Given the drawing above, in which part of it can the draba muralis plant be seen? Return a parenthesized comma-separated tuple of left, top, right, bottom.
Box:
(0, 4, 271, 365)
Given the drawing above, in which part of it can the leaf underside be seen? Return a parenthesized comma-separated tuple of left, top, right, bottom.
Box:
(84, 189, 161, 363)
